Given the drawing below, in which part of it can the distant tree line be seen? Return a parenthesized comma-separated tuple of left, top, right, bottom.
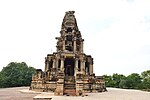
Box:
(0, 61, 150, 92)
(103, 70, 150, 91)
(0, 62, 36, 88)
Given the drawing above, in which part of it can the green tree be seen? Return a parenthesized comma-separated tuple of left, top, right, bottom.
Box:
(125, 73, 142, 89)
(102, 70, 150, 91)
(112, 73, 126, 88)
(0, 62, 36, 88)
(119, 79, 128, 89)
(141, 70, 150, 90)
(103, 74, 126, 88)
(103, 75, 115, 87)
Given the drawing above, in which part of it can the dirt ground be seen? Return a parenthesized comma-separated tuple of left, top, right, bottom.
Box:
(0, 87, 150, 100)
(0, 87, 37, 100)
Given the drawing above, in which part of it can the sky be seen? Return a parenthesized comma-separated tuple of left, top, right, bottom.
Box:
(0, 0, 150, 76)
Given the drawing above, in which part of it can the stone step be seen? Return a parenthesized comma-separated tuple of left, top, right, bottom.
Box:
(64, 81, 75, 83)
(64, 87, 76, 89)
(65, 76, 75, 78)
(64, 76, 75, 80)
(64, 89, 76, 96)
(64, 83, 75, 85)
(65, 83, 75, 85)
(64, 84, 76, 89)
(64, 85, 75, 87)
(64, 84, 75, 86)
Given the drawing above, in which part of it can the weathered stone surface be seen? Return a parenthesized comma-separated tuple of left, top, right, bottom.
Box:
(30, 11, 106, 96)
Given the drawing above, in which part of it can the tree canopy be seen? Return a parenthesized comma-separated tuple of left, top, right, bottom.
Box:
(103, 70, 150, 91)
(141, 70, 150, 89)
(0, 62, 36, 88)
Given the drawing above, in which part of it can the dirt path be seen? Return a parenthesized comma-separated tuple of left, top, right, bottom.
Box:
(0, 87, 150, 100)
(50, 88, 150, 100)
(0, 87, 37, 100)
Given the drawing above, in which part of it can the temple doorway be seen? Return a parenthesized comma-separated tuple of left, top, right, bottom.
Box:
(64, 58, 75, 76)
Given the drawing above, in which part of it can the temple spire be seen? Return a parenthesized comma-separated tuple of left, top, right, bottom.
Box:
(56, 11, 83, 53)
(61, 11, 78, 31)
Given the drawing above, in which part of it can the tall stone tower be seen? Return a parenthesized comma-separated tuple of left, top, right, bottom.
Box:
(30, 11, 106, 96)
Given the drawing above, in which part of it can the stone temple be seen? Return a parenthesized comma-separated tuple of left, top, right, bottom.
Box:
(30, 11, 106, 96)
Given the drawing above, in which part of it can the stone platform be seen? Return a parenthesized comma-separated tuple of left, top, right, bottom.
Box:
(33, 93, 52, 100)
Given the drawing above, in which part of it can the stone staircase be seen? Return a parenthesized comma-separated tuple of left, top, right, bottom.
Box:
(64, 76, 76, 96)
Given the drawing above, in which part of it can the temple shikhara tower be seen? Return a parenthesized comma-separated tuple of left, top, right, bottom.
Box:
(30, 11, 106, 96)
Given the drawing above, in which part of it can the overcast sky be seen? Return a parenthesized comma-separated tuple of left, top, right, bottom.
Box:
(0, 0, 150, 75)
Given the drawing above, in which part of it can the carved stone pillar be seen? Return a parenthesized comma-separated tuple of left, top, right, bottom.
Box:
(55, 58, 58, 69)
(73, 37, 76, 52)
(90, 64, 93, 75)
(46, 61, 49, 71)
(90, 59, 93, 75)
(80, 39, 84, 53)
(80, 58, 85, 74)
(86, 66, 89, 75)
(45, 57, 49, 72)
(74, 58, 79, 76)
(62, 40, 65, 51)
(60, 58, 64, 72)
(53, 59, 56, 68)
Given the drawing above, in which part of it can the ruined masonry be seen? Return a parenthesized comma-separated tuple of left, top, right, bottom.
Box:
(30, 11, 106, 96)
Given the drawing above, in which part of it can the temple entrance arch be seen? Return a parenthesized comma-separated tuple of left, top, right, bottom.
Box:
(64, 57, 75, 76)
